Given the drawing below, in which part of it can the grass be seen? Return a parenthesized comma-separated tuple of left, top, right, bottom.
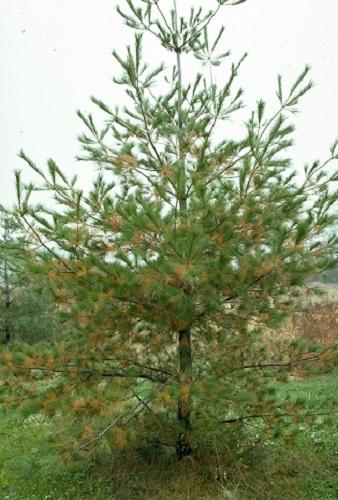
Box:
(0, 375, 337, 499)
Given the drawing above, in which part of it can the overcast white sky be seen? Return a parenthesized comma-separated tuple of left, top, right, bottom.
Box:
(1, 0, 338, 206)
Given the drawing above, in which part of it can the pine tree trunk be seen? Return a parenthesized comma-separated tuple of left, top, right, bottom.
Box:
(176, 328, 193, 460)
(4, 302, 12, 343)
(173, 1, 193, 460)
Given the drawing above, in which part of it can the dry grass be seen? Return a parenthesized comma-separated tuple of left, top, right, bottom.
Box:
(264, 283, 338, 347)
(262, 286, 338, 370)
(292, 301, 338, 345)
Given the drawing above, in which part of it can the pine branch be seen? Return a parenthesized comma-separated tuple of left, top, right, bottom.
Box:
(74, 401, 145, 453)
(226, 345, 337, 374)
(74, 378, 170, 453)
(220, 409, 338, 425)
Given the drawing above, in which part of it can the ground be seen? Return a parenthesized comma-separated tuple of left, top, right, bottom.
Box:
(0, 375, 337, 499)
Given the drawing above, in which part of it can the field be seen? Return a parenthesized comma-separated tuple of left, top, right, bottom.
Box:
(0, 375, 337, 500)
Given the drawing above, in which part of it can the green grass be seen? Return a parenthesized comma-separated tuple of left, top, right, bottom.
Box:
(0, 414, 114, 499)
(0, 375, 337, 499)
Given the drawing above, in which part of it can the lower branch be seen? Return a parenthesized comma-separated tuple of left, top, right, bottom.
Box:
(220, 409, 338, 425)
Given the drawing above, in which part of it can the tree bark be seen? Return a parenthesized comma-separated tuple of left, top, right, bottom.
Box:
(3, 259, 12, 344)
(176, 328, 193, 460)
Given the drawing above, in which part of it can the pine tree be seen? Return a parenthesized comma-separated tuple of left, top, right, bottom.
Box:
(1, 0, 338, 460)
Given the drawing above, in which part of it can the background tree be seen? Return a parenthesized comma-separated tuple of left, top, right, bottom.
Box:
(0, 207, 58, 344)
(0, 213, 13, 344)
(1, 0, 337, 460)
(0, 209, 25, 343)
